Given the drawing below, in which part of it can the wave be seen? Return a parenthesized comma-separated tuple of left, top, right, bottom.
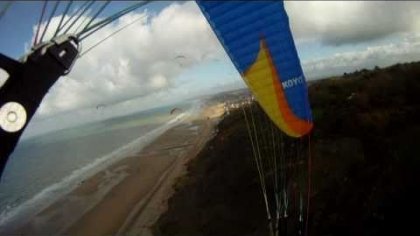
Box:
(0, 104, 198, 228)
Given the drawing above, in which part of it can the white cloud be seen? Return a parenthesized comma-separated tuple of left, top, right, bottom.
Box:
(285, 1, 420, 45)
(26, 1, 420, 126)
(33, 2, 222, 118)
(302, 33, 420, 79)
(149, 74, 166, 88)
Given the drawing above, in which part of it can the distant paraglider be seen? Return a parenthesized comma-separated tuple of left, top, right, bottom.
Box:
(0, 3, 315, 235)
(170, 107, 183, 115)
(96, 104, 106, 110)
(0, 1, 153, 176)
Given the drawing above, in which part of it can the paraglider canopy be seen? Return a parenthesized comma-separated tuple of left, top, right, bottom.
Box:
(170, 107, 182, 115)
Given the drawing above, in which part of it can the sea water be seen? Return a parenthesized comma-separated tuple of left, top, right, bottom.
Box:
(0, 100, 198, 227)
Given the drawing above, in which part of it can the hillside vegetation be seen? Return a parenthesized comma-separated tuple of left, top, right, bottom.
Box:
(154, 62, 420, 236)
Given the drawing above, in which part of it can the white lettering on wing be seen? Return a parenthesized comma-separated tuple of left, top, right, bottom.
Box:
(281, 75, 304, 89)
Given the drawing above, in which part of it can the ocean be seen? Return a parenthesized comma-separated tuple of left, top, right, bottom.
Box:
(0, 100, 198, 227)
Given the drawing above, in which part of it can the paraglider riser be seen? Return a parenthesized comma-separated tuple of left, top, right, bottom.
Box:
(0, 37, 79, 177)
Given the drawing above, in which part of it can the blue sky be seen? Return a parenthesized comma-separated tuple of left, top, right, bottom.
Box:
(0, 1, 171, 58)
(1, 1, 420, 136)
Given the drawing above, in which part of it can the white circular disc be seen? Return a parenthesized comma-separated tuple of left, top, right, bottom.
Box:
(0, 102, 27, 133)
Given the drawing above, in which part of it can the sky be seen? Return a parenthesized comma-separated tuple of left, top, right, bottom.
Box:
(1, 1, 420, 137)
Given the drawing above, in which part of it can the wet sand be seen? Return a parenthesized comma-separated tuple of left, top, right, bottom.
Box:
(2, 103, 225, 236)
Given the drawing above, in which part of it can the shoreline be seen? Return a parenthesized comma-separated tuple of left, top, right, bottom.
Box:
(0, 103, 225, 236)
(0, 111, 188, 230)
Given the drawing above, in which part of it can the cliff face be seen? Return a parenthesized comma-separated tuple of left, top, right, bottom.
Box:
(154, 62, 420, 236)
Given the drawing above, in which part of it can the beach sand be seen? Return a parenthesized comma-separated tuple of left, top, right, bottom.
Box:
(2, 103, 225, 236)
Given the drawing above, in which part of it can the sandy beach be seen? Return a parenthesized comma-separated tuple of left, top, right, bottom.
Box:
(1, 103, 225, 236)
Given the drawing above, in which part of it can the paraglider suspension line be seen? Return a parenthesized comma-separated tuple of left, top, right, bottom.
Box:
(34, 0, 48, 46)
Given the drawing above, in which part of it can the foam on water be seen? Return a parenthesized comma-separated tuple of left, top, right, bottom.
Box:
(0, 107, 195, 228)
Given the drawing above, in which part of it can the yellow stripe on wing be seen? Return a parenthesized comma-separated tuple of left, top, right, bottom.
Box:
(243, 39, 312, 137)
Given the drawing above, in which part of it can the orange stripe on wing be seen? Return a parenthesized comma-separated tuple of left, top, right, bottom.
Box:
(262, 39, 313, 136)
